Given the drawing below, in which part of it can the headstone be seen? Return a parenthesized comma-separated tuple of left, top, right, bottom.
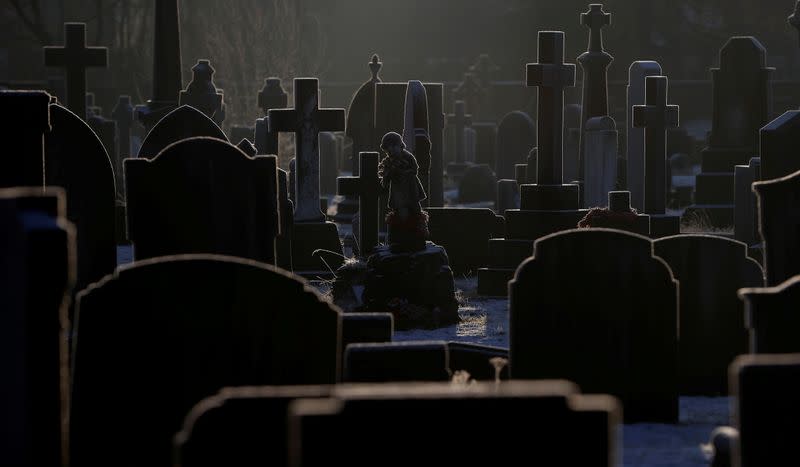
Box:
(734, 157, 761, 246)
(174, 386, 332, 467)
(626, 61, 663, 212)
(45, 103, 116, 290)
(753, 169, 800, 286)
(739, 275, 800, 353)
(137, 105, 229, 159)
(427, 207, 505, 275)
(687, 37, 774, 227)
(563, 103, 582, 183)
(111, 95, 134, 159)
(654, 235, 764, 395)
(0, 187, 74, 467)
(446, 100, 472, 177)
(319, 132, 339, 196)
(511, 228, 679, 422)
(70, 255, 342, 467)
(43, 22, 107, 119)
(255, 77, 288, 156)
(290, 381, 620, 467)
(632, 75, 681, 237)
(136, 0, 183, 131)
(343, 341, 451, 382)
(458, 163, 497, 204)
(338, 152, 381, 256)
(346, 55, 382, 174)
(576, 4, 613, 188)
(269, 78, 345, 223)
(495, 111, 535, 180)
(760, 110, 800, 181)
(582, 116, 618, 208)
(402, 80, 431, 204)
(0, 90, 52, 187)
(179, 59, 224, 125)
(473, 122, 497, 167)
(125, 137, 279, 263)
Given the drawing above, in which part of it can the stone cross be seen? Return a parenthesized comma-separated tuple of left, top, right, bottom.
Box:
(790, 1, 800, 47)
(255, 78, 288, 156)
(626, 61, 663, 212)
(577, 4, 613, 186)
(447, 101, 472, 164)
(633, 76, 679, 215)
(526, 31, 576, 185)
(269, 78, 345, 222)
(179, 60, 224, 125)
(44, 23, 107, 120)
(338, 152, 381, 256)
(111, 95, 134, 158)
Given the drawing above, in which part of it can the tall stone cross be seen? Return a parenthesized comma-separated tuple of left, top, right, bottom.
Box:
(633, 76, 679, 215)
(269, 78, 345, 223)
(577, 4, 613, 185)
(526, 31, 576, 185)
(337, 152, 381, 256)
(44, 23, 108, 120)
(447, 101, 472, 164)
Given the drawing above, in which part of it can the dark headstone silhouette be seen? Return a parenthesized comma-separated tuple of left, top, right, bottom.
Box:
(43, 22, 107, 120)
(753, 169, 800, 286)
(0, 90, 52, 187)
(346, 55, 382, 175)
(137, 105, 229, 159)
(125, 137, 279, 264)
(687, 37, 774, 227)
(760, 110, 800, 182)
(427, 207, 504, 275)
(136, 0, 183, 131)
(510, 228, 679, 422)
(343, 341, 451, 382)
(290, 381, 620, 467)
(495, 111, 536, 180)
(255, 77, 288, 155)
(576, 4, 613, 189)
(338, 152, 381, 257)
(70, 255, 342, 467)
(179, 60, 225, 126)
(709, 354, 800, 467)
(45, 103, 117, 290)
(402, 81, 431, 206)
(654, 235, 763, 395)
(627, 61, 663, 212)
(633, 75, 680, 237)
(739, 275, 800, 354)
(0, 187, 74, 467)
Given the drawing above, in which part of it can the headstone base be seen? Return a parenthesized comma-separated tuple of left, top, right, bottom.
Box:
(362, 242, 460, 330)
(649, 214, 681, 238)
(291, 221, 344, 277)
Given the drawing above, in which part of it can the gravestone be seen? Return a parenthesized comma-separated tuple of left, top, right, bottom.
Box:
(45, 103, 116, 290)
(654, 235, 764, 395)
(125, 137, 280, 264)
(70, 255, 342, 467)
(511, 228, 679, 422)
(495, 111, 536, 180)
(111, 95, 134, 159)
(179, 59, 225, 126)
(269, 78, 346, 274)
(446, 100, 472, 179)
(739, 275, 800, 354)
(687, 37, 774, 227)
(627, 61, 663, 211)
(137, 105, 229, 159)
(343, 341, 451, 382)
(0, 90, 52, 187)
(255, 77, 288, 156)
(473, 122, 497, 167)
(753, 169, 800, 286)
(576, 4, 613, 192)
(402, 80, 431, 205)
(0, 187, 74, 467)
(458, 163, 497, 204)
(563, 103, 582, 183)
(633, 75, 681, 237)
(427, 207, 505, 275)
(136, 0, 183, 131)
(290, 381, 620, 467)
(760, 110, 800, 181)
(734, 157, 761, 246)
(338, 152, 381, 257)
(346, 55, 382, 174)
(582, 116, 618, 208)
(174, 386, 332, 467)
(43, 22, 107, 119)
(319, 132, 339, 196)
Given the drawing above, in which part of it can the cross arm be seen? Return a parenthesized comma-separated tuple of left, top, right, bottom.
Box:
(267, 108, 298, 133)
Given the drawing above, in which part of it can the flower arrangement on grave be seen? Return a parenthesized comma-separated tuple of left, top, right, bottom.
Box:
(577, 206, 640, 230)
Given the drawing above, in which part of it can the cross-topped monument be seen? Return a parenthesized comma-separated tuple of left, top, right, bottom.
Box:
(44, 23, 107, 120)
(269, 78, 346, 222)
(526, 31, 576, 185)
(338, 152, 381, 256)
(576, 4, 613, 190)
